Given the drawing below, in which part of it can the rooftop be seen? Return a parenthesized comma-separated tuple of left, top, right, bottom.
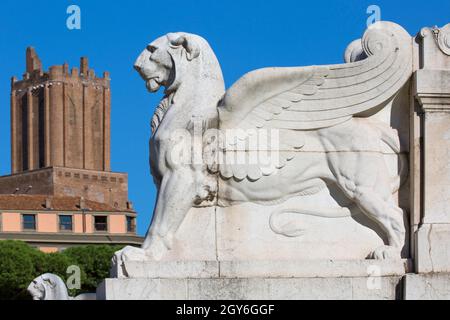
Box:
(0, 194, 135, 213)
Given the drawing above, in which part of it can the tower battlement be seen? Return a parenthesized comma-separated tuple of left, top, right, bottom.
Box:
(12, 48, 110, 91)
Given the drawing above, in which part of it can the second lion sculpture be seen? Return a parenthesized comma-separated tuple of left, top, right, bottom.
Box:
(115, 21, 412, 266)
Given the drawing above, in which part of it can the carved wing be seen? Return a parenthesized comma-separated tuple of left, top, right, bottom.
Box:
(208, 21, 412, 181)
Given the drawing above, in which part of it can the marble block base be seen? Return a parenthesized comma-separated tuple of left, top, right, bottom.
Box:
(114, 259, 411, 279)
(415, 223, 450, 273)
(97, 276, 403, 300)
(403, 273, 450, 300)
(99, 272, 450, 300)
(101, 259, 411, 300)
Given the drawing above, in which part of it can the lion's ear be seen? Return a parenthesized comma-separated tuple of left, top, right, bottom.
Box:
(41, 275, 57, 289)
(168, 33, 200, 61)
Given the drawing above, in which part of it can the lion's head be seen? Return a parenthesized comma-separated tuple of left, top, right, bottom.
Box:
(27, 277, 46, 300)
(134, 32, 224, 95)
(27, 273, 69, 300)
(134, 32, 225, 134)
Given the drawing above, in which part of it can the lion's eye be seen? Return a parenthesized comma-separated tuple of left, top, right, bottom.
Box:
(147, 45, 157, 53)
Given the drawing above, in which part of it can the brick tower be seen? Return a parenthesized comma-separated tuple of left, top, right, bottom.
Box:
(0, 48, 142, 251)
(1, 47, 131, 210)
(11, 47, 111, 173)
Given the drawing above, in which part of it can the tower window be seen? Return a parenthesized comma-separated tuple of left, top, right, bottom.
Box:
(94, 216, 108, 232)
(22, 214, 36, 231)
(126, 216, 136, 233)
(21, 98, 29, 171)
(37, 90, 45, 168)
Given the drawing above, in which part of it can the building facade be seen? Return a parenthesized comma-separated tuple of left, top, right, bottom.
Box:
(0, 48, 142, 252)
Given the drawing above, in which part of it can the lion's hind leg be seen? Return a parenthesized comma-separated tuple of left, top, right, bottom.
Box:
(334, 170, 406, 259)
(352, 187, 406, 259)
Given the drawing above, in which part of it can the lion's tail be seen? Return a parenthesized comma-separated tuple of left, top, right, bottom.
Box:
(269, 207, 351, 238)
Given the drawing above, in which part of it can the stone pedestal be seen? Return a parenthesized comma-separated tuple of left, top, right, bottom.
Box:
(102, 202, 411, 300)
(99, 259, 409, 300)
(414, 70, 450, 274)
(404, 274, 450, 300)
(406, 24, 450, 299)
(98, 276, 405, 300)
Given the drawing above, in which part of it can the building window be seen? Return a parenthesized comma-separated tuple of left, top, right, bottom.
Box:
(23, 214, 36, 231)
(59, 215, 73, 231)
(127, 216, 136, 233)
(94, 216, 108, 232)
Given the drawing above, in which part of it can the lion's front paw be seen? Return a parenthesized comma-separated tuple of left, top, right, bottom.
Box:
(117, 246, 148, 262)
(111, 246, 149, 278)
(368, 245, 401, 260)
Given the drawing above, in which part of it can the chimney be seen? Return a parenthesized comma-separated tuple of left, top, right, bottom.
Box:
(26, 47, 42, 74)
(45, 198, 53, 210)
(80, 57, 88, 75)
(63, 62, 69, 74)
(127, 201, 134, 210)
(79, 197, 86, 210)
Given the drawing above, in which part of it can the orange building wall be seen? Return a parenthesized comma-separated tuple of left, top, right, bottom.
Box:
(1, 211, 133, 235)
(37, 213, 57, 232)
(1, 212, 22, 232)
(39, 247, 59, 253)
(85, 214, 93, 233)
(109, 215, 126, 234)
(73, 214, 84, 233)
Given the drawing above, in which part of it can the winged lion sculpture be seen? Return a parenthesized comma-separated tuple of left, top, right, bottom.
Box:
(115, 21, 412, 266)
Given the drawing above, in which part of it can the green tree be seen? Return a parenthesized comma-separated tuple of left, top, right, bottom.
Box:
(60, 245, 123, 293)
(0, 241, 124, 299)
(0, 241, 43, 300)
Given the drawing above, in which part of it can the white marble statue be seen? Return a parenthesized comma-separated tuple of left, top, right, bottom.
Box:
(114, 21, 413, 266)
(27, 273, 96, 300)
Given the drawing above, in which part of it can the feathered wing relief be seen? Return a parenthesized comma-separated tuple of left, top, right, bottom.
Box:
(204, 128, 304, 181)
(209, 21, 412, 182)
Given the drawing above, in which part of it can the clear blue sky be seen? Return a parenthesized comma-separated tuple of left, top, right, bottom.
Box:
(0, 0, 449, 235)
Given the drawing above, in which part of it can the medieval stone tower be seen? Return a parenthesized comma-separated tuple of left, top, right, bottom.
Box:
(0, 48, 142, 251)
(10, 47, 111, 173)
(0, 47, 132, 212)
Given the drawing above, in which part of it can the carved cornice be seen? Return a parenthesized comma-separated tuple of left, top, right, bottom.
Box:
(414, 69, 450, 113)
(416, 92, 450, 113)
